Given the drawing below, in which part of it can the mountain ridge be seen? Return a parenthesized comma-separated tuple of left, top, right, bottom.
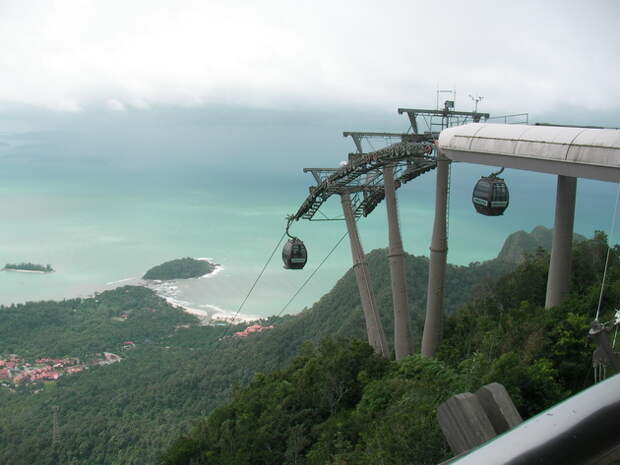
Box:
(497, 225, 586, 264)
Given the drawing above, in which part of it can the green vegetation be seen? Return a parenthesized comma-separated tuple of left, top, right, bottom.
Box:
(159, 339, 458, 465)
(159, 232, 617, 465)
(0, 286, 197, 358)
(143, 257, 214, 280)
(0, 229, 615, 465)
(497, 225, 585, 264)
(3, 262, 53, 273)
(0, 246, 515, 465)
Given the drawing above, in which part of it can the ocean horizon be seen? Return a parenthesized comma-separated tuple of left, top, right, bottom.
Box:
(1, 107, 618, 318)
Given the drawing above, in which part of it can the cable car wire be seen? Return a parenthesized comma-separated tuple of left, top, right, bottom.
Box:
(220, 231, 287, 338)
(595, 182, 620, 321)
(217, 213, 356, 339)
(276, 230, 349, 317)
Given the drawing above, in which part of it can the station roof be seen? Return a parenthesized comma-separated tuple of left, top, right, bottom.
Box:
(438, 123, 620, 182)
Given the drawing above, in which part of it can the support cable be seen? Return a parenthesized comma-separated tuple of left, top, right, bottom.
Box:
(446, 160, 452, 243)
(220, 224, 349, 339)
(595, 182, 620, 321)
(276, 230, 349, 317)
(220, 231, 287, 338)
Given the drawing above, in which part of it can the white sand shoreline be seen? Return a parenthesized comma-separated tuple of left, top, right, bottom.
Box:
(135, 257, 255, 325)
(103, 257, 258, 325)
(105, 276, 139, 286)
(196, 258, 224, 278)
(159, 293, 256, 325)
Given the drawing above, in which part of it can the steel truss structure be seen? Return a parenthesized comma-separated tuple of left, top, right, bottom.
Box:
(291, 140, 436, 222)
(290, 104, 495, 223)
(398, 107, 489, 138)
(286, 102, 523, 359)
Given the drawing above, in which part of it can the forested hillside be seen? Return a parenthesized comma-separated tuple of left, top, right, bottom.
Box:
(143, 258, 214, 280)
(0, 286, 197, 357)
(159, 232, 619, 465)
(496, 225, 585, 264)
(0, 228, 600, 465)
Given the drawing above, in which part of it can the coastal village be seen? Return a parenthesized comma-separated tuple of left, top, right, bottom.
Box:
(233, 323, 274, 338)
(0, 323, 274, 389)
(0, 346, 133, 388)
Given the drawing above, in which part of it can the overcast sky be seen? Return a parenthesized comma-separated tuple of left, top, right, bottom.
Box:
(1, 0, 619, 117)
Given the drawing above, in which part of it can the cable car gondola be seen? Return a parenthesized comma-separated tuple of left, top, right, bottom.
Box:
(282, 218, 307, 269)
(282, 237, 307, 269)
(472, 168, 509, 216)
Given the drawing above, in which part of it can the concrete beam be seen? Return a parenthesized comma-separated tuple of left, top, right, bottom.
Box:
(475, 383, 523, 434)
(439, 383, 522, 460)
(437, 393, 496, 455)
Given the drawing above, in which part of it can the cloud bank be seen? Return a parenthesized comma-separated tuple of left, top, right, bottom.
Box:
(1, 0, 618, 114)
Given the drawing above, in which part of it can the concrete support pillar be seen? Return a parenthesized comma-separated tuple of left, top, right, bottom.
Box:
(341, 192, 389, 358)
(438, 393, 496, 456)
(422, 156, 450, 357)
(438, 382, 522, 459)
(545, 175, 577, 309)
(383, 164, 413, 360)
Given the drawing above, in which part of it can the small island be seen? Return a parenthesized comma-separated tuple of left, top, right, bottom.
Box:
(143, 257, 214, 280)
(3, 262, 54, 273)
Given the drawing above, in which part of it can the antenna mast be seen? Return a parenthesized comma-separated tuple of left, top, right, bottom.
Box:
(469, 94, 484, 113)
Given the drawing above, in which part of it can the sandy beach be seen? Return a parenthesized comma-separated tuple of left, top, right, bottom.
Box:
(134, 257, 258, 325)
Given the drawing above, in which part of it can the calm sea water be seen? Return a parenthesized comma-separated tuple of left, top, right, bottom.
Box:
(0, 108, 617, 318)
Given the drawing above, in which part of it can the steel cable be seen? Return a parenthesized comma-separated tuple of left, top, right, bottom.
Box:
(595, 182, 620, 321)
(276, 230, 349, 317)
(220, 231, 287, 338)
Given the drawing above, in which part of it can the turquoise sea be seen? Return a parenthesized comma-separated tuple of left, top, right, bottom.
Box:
(0, 106, 617, 318)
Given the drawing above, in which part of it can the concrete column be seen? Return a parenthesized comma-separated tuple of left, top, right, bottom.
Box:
(437, 393, 496, 455)
(341, 192, 389, 358)
(422, 156, 450, 357)
(545, 175, 577, 308)
(383, 164, 413, 360)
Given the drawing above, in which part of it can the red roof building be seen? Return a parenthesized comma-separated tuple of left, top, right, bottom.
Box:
(233, 324, 275, 338)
